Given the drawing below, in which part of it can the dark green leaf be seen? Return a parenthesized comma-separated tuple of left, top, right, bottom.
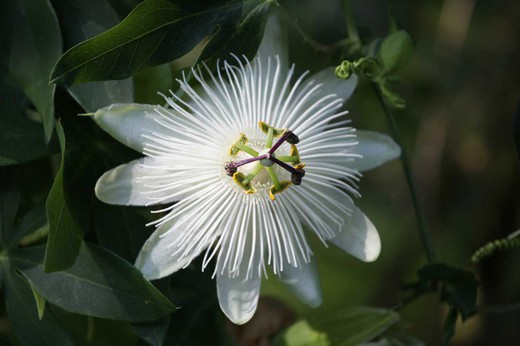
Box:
(51, 0, 134, 112)
(50, 0, 268, 85)
(0, 64, 28, 119)
(514, 100, 520, 159)
(417, 264, 478, 320)
(95, 202, 151, 262)
(0, 167, 21, 245)
(443, 308, 458, 345)
(198, 1, 270, 66)
(309, 307, 400, 346)
(9, 204, 47, 249)
(134, 63, 173, 105)
(44, 121, 84, 272)
(133, 316, 171, 346)
(20, 242, 175, 322)
(0, 117, 58, 167)
(2, 0, 62, 141)
(0, 258, 73, 346)
(378, 30, 413, 75)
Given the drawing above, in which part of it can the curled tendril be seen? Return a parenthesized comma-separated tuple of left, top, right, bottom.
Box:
(471, 230, 520, 263)
(335, 57, 382, 80)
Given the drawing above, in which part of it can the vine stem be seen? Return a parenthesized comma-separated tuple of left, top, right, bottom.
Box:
(273, 1, 349, 53)
(342, 0, 360, 47)
(371, 83, 438, 264)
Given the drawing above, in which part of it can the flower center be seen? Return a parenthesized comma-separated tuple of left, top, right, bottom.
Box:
(225, 121, 305, 200)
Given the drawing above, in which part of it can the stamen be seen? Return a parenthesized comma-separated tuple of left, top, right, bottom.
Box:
(229, 133, 259, 157)
(277, 156, 300, 163)
(266, 126, 274, 148)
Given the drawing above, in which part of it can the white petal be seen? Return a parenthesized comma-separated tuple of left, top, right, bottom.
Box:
(352, 130, 401, 172)
(256, 9, 288, 71)
(329, 205, 381, 262)
(95, 157, 176, 206)
(217, 271, 261, 325)
(278, 261, 322, 307)
(307, 67, 358, 105)
(135, 220, 212, 280)
(93, 103, 166, 153)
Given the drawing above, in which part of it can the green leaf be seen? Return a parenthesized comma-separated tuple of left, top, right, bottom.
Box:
(273, 320, 330, 346)
(310, 307, 400, 346)
(0, 116, 58, 167)
(20, 242, 175, 322)
(51, 0, 134, 112)
(94, 202, 151, 262)
(9, 204, 47, 250)
(44, 121, 84, 272)
(417, 264, 478, 320)
(50, 0, 268, 85)
(442, 308, 458, 345)
(133, 316, 171, 346)
(134, 63, 173, 105)
(198, 1, 270, 66)
(0, 167, 21, 245)
(2, 0, 62, 141)
(514, 101, 520, 159)
(0, 64, 28, 119)
(378, 30, 413, 75)
(29, 281, 47, 320)
(0, 259, 73, 346)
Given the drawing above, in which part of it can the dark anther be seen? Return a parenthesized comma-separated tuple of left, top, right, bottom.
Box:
(225, 162, 238, 176)
(286, 131, 300, 145)
(291, 169, 305, 185)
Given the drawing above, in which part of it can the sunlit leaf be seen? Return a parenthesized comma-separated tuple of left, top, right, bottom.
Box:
(20, 243, 176, 322)
(44, 121, 84, 272)
(50, 0, 268, 85)
(310, 307, 400, 346)
(273, 320, 329, 346)
(2, 0, 62, 141)
(377, 30, 413, 75)
(28, 282, 47, 320)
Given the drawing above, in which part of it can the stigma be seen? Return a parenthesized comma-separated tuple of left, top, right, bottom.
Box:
(225, 121, 305, 200)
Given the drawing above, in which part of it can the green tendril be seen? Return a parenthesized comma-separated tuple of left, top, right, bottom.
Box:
(335, 57, 382, 80)
(471, 230, 520, 263)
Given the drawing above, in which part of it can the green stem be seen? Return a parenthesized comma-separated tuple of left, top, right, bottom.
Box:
(277, 155, 299, 162)
(342, 0, 360, 45)
(274, 1, 346, 53)
(266, 127, 274, 148)
(372, 83, 438, 264)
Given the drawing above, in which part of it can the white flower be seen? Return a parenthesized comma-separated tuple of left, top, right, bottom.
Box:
(93, 12, 400, 325)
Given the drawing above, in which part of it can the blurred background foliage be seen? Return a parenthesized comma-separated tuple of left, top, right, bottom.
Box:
(265, 0, 520, 345)
(1, 0, 520, 345)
